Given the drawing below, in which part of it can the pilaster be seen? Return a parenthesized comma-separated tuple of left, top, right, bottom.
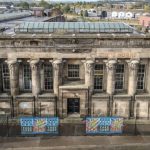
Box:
(52, 59, 62, 95)
(7, 60, 19, 96)
(105, 59, 117, 95)
(84, 59, 94, 91)
(127, 59, 139, 96)
(30, 59, 41, 97)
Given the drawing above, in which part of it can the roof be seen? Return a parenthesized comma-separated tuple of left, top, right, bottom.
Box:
(14, 22, 134, 34)
(31, 7, 45, 11)
(0, 12, 32, 22)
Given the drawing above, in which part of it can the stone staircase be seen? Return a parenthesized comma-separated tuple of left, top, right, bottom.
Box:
(60, 117, 83, 124)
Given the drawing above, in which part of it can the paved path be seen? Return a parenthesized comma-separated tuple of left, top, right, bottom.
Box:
(0, 136, 150, 150)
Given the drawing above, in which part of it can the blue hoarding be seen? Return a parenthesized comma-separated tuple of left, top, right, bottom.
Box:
(20, 117, 59, 135)
(86, 117, 123, 135)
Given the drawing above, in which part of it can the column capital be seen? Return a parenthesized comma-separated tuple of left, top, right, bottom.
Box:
(104, 59, 117, 71)
(7, 60, 18, 69)
(126, 59, 140, 70)
(30, 59, 40, 70)
(85, 60, 94, 74)
(52, 59, 62, 64)
(52, 59, 62, 70)
(7, 59, 18, 65)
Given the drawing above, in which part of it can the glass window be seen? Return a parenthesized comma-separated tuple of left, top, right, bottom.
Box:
(2, 63, 10, 91)
(115, 64, 124, 90)
(68, 64, 79, 78)
(94, 64, 103, 90)
(44, 64, 53, 90)
(23, 64, 32, 90)
(137, 64, 145, 90)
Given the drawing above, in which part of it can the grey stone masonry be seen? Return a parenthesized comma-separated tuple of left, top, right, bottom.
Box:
(52, 59, 62, 95)
(84, 59, 94, 91)
(127, 59, 139, 96)
(105, 59, 117, 95)
(30, 59, 41, 97)
(7, 60, 19, 96)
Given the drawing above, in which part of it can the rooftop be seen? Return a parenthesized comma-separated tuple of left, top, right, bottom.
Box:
(0, 12, 32, 22)
(15, 22, 135, 34)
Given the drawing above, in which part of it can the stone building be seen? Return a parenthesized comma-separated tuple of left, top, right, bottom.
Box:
(0, 22, 150, 121)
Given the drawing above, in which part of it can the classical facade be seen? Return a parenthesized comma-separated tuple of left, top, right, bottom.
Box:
(0, 22, 150, 120)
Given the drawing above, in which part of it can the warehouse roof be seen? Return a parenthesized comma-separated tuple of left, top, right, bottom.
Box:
(0, 12, 32, 22)
(15, 22, 134, 34)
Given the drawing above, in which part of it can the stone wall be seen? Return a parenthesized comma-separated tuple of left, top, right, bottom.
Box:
(0, 34, 150, 120)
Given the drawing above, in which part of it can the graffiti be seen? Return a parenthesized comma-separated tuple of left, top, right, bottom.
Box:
(20, 117, 59, 135)
(86, 117, 123, 135)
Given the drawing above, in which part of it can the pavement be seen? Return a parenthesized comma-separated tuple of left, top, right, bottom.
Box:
(0, 136, 150, 150)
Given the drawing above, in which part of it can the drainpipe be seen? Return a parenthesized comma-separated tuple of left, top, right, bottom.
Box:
(87, 86, 90, 117)
(11, 96, 14, 118)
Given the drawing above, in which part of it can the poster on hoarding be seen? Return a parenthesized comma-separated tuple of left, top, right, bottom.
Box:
(20, 117, 59, 135)
(86, 117, 123, 135)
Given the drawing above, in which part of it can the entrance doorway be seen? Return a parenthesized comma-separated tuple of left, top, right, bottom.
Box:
(67, 98, 80, 114)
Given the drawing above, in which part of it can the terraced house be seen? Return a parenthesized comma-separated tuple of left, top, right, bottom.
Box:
(0, 22, 150, 121)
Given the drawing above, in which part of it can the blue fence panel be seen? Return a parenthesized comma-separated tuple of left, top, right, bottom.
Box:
(20, 117, 59, 135)
(86, 117, 123, 135)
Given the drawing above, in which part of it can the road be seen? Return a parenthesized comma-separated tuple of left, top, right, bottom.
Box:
(0, 136, 150, 150)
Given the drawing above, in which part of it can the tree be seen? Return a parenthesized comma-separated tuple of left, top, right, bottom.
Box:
(39, 0, 51, 9)
(63, 4, 71, 13)
(84, 10, 88, 17)
(20, 2, 29, 9)
(144, 5, 150, 12)
(80, 10, 83, 17)
(30, 3, 37, 7)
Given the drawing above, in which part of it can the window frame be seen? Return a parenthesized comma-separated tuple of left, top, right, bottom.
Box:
(1, 63, 10, 92)
(43, 63, 53, 91)
(67, 64, 80, 79)
(23, 63, 32, 91)
(94, 64, 104, 91)
(115, 64, 125, 91)
(136, 64, 146, 91)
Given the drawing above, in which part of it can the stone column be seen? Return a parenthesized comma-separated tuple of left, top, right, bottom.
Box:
(84, 60, 94, 91)
(52, 59, 62, 95)
(105, 59, 117, 95)
(30, 59, 41, 97)
(127, 59, 139, 96)
(8, 60, 19, 96)
(84, 60, 94, 116)
(127, 59, 139, 118)
(0, 63, 2, 93)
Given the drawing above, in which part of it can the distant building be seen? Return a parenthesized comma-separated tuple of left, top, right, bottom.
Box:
(139, 15, 150, 27)
(31, 7, 45, 17)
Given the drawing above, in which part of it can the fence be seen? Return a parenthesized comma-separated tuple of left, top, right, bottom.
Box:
(0, 117, 150, 136)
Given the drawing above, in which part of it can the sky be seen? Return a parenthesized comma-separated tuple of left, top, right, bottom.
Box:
(52, 0, 97, 1)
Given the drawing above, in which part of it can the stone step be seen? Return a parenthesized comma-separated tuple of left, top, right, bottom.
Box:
(60, 118, 84, 124)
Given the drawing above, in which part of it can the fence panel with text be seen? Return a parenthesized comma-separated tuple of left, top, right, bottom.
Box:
(20, 117, 59, 135)
(86, 117, 123, 135)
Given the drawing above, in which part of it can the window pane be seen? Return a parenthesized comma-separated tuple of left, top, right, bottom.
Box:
(115, 64, 124, 90)
(2, 63, 10, 91)
(94, 64, 103, 90)
(137, 64, 145, 90)
(24, 64, 32, 90)
(68, 64, 79, 78)
(44, 64, 53, 90)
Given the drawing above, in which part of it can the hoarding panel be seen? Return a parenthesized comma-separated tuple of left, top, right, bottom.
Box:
(86, 117, 123, 135)
(20, 117, 59, 135)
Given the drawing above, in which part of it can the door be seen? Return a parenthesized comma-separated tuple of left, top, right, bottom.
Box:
(67, 98, 80, 114)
